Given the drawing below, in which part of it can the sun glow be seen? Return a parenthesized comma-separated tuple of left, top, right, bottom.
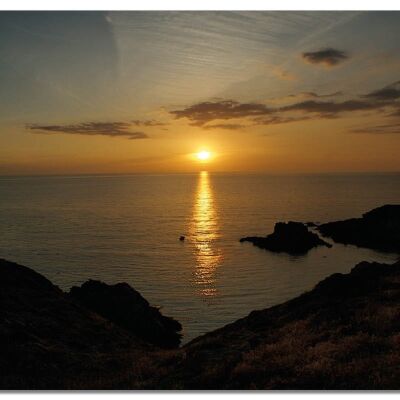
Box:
(197, 151, 211, 161)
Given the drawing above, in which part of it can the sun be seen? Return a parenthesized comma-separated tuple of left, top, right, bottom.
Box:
(197, 150, 211, 161)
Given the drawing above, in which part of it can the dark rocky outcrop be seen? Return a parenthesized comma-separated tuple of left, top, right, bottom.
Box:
(0, 258, 177, 389)
(240, 221, 332, 254)
(4, 254, 400, 389)
(159, 259, 400, 389)
(318, 204, 400, 253)
(0, 259, 184, 390)
(69, 280, 182, 349)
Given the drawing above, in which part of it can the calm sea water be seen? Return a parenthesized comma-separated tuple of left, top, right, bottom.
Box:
(1, 173, 399, 342)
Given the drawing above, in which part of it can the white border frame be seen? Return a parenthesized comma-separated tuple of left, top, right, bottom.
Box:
(1, 0, 400, 11)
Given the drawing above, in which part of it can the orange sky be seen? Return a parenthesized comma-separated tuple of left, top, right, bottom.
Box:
(1, 11, 400, 175)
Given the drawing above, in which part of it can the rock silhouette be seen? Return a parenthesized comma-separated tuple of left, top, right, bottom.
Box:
(3, 255, 400, 389)
(69, 280, 182, 349)
(0, 258, 153, 389)
(305, 221, 317, 227)
(318, 204, 400, 253)
(240, 221, 332, 254)
(162, 259, 400, 389)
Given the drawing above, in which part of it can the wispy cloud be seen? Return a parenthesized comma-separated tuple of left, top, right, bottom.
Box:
(302, 48, 349, 67)
(193, 115, 312, 130)
(269, 91, 343, 105)
(27, 122, 149, 139)
(171, 100, 272, 127)
(300, 91, 343, 99)
(363, 80, 400, 101)
(203, 123, 247, 130)
(170, 81, 399, 130)
(253, 115, 312, 126)
(131, 119, 167, 127)
(351, 122, 400, 134)
(280, 99, 383, 115)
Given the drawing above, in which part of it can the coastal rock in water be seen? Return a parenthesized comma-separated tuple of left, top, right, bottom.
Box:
(318, 204, 400, 253)
(240, 221, 332, 254)
(69, 280, 182, 349)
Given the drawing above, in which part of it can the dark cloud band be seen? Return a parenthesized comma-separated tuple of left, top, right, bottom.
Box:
(170, 80, 399, 131)
(27, 122, 149, 140)
(171, 100, 272, 126)
(280, 99, 382, 115)
(363, 81, 400, 101)
(131, 119, 166, 127)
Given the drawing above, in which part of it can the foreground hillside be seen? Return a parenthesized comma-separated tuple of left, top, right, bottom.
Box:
(2, 257, 400, 389)
(0, 259, 174, 389)
(167, 259, 400, 389)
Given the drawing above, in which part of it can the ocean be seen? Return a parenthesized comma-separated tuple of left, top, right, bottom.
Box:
(1, 172, 399, 342)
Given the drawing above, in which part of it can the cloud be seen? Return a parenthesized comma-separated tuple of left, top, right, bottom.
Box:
(351, 122, 400, 134)
(280, 99, 383, 116)
(253, 115, 312, 125)
(301, 91, 343, 99)
(269, 91, 343, 105)
(131, 119, 167, 127)
(302, 48, 349, 67)
(203, 123, 247, 130)
(170, 98, 386, 128)
(171, 100, 272, 126)
(203, 116, 312, 129)
(363, 81, 400, 101)
(28, 122, 148, 139)
(170, 81, 399, 131)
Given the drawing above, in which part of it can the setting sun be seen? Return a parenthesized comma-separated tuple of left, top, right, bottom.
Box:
(197, 151, 211, 161)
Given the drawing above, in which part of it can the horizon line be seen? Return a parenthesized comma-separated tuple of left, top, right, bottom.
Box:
(1, 170, 400, 179)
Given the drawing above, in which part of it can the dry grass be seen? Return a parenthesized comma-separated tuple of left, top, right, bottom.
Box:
(153, 261, 400, 389)
(3, 258, 400, 389)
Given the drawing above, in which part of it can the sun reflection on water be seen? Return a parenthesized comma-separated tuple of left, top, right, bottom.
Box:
(189, 171, 222, 298)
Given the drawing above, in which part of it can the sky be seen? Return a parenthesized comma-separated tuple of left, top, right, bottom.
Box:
(0, 11, 400, 175)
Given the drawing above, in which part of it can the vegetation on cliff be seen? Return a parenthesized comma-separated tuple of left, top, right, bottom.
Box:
(2, 257, 400, 389)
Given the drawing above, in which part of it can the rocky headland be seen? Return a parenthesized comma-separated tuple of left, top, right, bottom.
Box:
(2, 256, 400, 389)
(0, 258, 179, 389)
(157, 259, 400, 389)
(318, 204, 400, 253)
(1, 204, 400, 389)
(69, 280, 182, 349)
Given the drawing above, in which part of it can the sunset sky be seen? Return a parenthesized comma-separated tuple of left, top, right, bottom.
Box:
(1, 11, 400, 175)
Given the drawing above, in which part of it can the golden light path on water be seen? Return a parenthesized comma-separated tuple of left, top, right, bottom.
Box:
(189, 171, 222, 298)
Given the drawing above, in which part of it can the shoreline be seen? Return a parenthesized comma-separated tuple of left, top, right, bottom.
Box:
(2, 255, 400, 389)
(1, 204, 400, 389)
